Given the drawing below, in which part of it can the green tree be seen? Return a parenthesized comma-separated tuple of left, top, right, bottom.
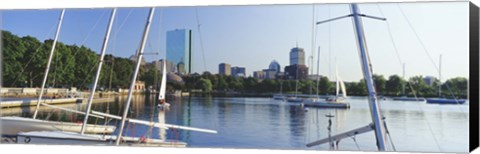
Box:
(386, 75, 404, 96)
(372, 74, 386, 95)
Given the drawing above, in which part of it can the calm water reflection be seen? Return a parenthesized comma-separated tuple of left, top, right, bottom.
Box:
(1, 95, 469, 152)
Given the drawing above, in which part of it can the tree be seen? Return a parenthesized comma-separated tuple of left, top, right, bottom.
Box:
(318, 76, 332, 95)
(443, 77, 468, 99)
(372, 74, 386, 95)
(2, 31, 27, 87)
(195, 78, 212, 93)
(386, 75, 404, 96)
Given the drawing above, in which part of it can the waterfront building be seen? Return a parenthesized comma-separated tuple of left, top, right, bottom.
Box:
(253, 71, 265, 80)
(263, 69, 277, 80)
(219, 63, 231, 76)
(284, 64, 308, 80)
(290, 47, 305, 65)
(269, 60, 281, 73)
(166, 29, 193, 75)
(231, 66, 246, 77)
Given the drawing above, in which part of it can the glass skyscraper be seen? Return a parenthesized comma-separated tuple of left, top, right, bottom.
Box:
(166, 29, 192, 75)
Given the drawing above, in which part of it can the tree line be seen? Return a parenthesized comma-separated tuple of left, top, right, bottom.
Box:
(167, 72, 467, 99)
(2, 30, 468, 99)
(2, 30, 136, 89)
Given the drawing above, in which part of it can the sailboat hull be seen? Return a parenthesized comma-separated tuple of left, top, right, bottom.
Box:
(16, 131, 187, 147)
(0, 117, 116, 136)
(426, 98, 466, 104)
(303, 99, 350, 109)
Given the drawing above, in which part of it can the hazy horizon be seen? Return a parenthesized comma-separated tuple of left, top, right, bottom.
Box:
(2, 2, 469, 82)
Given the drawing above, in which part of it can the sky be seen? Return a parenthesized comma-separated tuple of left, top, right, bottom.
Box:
(1, 2, 469, 82)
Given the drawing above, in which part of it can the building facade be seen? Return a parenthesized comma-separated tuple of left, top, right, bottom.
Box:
(166, 29, 193, 75)
(289, 47, 305, 65)
(219, 63, 231, 76)
(253, 71, 265, 80)
(269, 60, 281, 73)
(231, 66, 246, 77)
(284, 64, 309, 80)
(263, 69, 277, 80)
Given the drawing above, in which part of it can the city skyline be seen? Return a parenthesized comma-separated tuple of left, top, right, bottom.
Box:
(1, 2, 468, 82)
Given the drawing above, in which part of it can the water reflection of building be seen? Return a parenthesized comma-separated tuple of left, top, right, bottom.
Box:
(167, 29, 192, 75)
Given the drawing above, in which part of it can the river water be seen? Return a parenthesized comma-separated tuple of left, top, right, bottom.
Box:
(1, 95, 469, 153)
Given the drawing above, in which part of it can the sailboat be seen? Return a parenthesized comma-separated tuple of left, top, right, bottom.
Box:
(157, 60, 171, 109)
(272, 81, 286, 101)
(426, 55, 466, 104)
(302, 48, 350, 109)
(286, 60, 304, 103)
(0, 9, 116, 136)
(307, 4, 392, 151)
(14, 8, 217, 146)
(325, 67, 348, 103)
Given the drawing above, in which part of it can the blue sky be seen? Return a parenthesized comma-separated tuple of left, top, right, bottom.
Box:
(2, 2, 469, 82)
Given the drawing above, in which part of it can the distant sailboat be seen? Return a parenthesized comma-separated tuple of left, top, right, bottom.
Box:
(392, 63, 425, 102)
(426, 54, 466, 104)
(272, 81, 286, 101)
(157, 60, 171, 110)
(303, 48, 349, 109)
(326, 67, 348, 103)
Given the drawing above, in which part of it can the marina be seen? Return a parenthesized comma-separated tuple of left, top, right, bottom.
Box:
(0, 2, 470, 153)
(1, 95, 469, 152)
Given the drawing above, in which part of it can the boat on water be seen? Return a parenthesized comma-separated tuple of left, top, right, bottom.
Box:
(272, 94, 287, 101)
(11, 8, 217, 146)
(392, 96, 425, 101)
(157, 60, 171, 110)
(426, 98, 466, 104)
(307, 4, 392, 151)
(272, 81, 286, 101)
(303, 60, 350, 109)
(286, 97, 303, 103)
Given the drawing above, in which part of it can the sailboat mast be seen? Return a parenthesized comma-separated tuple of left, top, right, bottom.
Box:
(350, 4, 387, 151)
(33, 9, 65, 119)
(115, 8, 155, 145)
(80, 8, 117, 135)
(316, 46, 320, 97)
(438, 54, 442, 97)
(402, 63, 405, 96)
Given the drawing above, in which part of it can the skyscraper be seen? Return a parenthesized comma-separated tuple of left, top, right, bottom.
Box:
(290, 47, 305, 65)
(219, 63, 231, 76)
(166, 29, 192, 75)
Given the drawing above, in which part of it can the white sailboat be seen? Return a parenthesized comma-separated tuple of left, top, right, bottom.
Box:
(13, 8, 216, 146)
(307, 4, 391, 151)
(1, 9, 116, 136)
(302, 47, 350, 109)
(157, 60, 171, 110)
(325, 67, 348, 103)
